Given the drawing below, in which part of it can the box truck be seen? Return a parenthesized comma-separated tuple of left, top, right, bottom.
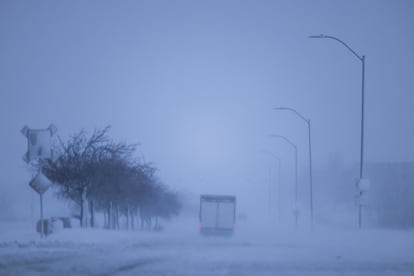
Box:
(199, 195, 236, 236)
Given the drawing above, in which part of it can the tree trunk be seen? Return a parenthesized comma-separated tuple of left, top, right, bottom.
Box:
(139, 207, 143, 230)
(89, 200, 95, 228)
(111, 202, 115, 230)
(82, 188, 88, 228)
(126, 206, 129, 230)
(84, 199, 88, 228)
(107, 203, 111, 229)
(131, 207, 134, 230)
(116, 205, 120, 230)
(104, 208, 107, 229)
(80, 199, 84, 228)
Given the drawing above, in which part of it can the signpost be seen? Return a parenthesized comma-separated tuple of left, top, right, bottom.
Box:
(21, 124, 57, 238)
(29, 172, 52, 237)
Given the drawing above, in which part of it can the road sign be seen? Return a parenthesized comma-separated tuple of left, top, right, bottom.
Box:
(21, 124, 58, 163)
(29, 172, 52, 195)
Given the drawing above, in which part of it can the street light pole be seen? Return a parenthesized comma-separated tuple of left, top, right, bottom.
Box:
(268, 167, 272, 216)
(274, 107, 313, 228)
(309, 34, 366, 228)
(360, 55, 366, 180)
(270, 134, 298, 226)
(358, 55, 366, 228)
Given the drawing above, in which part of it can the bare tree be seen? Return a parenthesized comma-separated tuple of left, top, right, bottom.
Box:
(39, 126, 182, 230)
(42, 127, 113, 227)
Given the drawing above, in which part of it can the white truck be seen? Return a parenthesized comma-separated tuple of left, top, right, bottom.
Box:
(199, 195, 236, 236)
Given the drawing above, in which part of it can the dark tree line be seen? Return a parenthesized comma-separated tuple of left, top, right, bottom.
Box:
(39, 127, 181, 229)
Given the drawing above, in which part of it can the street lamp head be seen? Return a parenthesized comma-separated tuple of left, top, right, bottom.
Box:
(309, 34, 324, 39)
(273, 106, 309, 123)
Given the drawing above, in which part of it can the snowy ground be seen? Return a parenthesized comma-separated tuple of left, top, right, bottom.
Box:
(1, 220, 414, 276)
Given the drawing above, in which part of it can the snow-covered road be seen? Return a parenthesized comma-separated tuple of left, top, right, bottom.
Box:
(1, 222, 414, 275)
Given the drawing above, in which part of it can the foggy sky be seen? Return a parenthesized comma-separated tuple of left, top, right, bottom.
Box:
(1, 0, 414, 218)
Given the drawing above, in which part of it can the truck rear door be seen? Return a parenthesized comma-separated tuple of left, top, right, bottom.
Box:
(200, 200, 217, 229)
(217, 201, 235, 229)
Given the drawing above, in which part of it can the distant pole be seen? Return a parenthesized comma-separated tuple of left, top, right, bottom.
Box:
(309, 34, 366, 228)
(268, 167, 272, 216)
(308, 119, 313, 228)
(270, 134, 298, 227)
(358, 55, 366, 228)
(277, 158, 281, 221)
(273, 107, 313, 228)
(294, 143, 298, 227)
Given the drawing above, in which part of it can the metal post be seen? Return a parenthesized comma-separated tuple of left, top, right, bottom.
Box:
(360, 56, 366, 179)
(277, 158, 281, 221)
(294, 144, 298, 227)
(308, 120, 314, 228)
(359, 55, 366, 228)
(40, 194, 44, 238)
(269, 134, 298, 226)
(268, 167, 272, 216)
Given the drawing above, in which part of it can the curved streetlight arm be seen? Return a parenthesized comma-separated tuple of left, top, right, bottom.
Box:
(273, 107, 309, 124)
(269, 134, 297, 149)
(309, 34, 363, 62)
